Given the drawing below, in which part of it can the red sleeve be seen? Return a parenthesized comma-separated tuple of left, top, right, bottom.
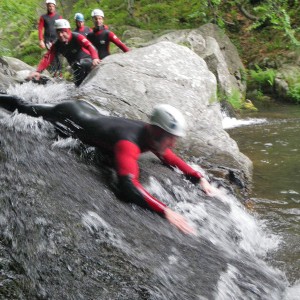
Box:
(115, 140, 166, 214)
(161, 148, 202, 182)
(38, 16, 45, 41)
(36, 46, 56, 72)
(76, 34, 99, 60)
(108, 31, 129, 53)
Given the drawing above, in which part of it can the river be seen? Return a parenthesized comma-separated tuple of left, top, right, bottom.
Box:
(224, 102, 300, 289)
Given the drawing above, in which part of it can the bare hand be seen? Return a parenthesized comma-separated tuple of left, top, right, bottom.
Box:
(92, 59, 101, 68)
(164, 207, 196, 235)
(27, 71, 41, 81)
(39, 40, 46, 49)
(200, 177, 215, 197)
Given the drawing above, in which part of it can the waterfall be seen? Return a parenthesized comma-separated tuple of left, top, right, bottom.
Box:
(0, 82, 296, 299)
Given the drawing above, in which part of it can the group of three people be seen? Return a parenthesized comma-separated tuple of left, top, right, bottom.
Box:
(33, 0, 129, 86)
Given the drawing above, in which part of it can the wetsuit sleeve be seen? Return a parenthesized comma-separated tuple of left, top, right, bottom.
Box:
(76, 34, 99, 60)
(38, 16, 45, 41)
(160, 148, 203, 184)
(108, 31, 129, 52)
(115, 140, 166, 215)
(36, 46, 56, 72)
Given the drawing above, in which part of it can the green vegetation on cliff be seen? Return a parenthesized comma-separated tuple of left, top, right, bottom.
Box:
(1, 0, 300, 64)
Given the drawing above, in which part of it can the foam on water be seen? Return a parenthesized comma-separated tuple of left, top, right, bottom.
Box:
(145, 178, 287, 299)
(283, 281, 300, 300)
(7, 81, 70, 104)
(222, 116, 267, 129)
(0, 110, 54, 136)
(146, 177, 280, 258)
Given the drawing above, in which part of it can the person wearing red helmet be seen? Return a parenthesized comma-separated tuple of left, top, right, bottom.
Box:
(28, 19, 101, 86)
(0, 95, 214, 234)
(87, 9, 129, 59)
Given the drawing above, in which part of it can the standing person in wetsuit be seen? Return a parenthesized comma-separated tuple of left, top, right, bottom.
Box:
(38, 0, 62, 77)
(74, 13, 92, 37)
(87, 9, 129, 59)
(0, 95, 214, 234)
(28, 19, 101, 87)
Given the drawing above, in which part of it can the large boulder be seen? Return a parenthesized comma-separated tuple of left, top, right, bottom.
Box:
(80, 41, 252, 187)
(125, 23, 246, 98)
(0, 56, 51, 90)
(0, 39, 252, 190)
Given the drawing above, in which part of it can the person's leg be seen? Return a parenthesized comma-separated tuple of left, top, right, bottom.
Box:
(0, 94, 58, 120)
(72, 58, 93, 87)
(0, 96, 101, 140)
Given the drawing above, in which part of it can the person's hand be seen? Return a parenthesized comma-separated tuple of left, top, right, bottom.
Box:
(26, 71, 41, 82)
(45, 42, 52, 50)
(200, 177, 215, 197)
(39, 40, 46, 49)
(92, 59, 101, 68)
(164, 207, 196, 235)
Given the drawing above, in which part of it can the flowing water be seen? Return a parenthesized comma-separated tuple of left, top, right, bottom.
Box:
(224, 102, 300, 296)
(0, 83, 299, 299)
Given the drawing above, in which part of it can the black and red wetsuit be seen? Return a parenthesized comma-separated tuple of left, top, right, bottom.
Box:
(38, 12, 62, 74)
(74, 26, 92, 37)
(87, 25, 129, 59)
(38, 12, 62, 45)
(0, 97, 203, 216)
(37, 32, 99, 86)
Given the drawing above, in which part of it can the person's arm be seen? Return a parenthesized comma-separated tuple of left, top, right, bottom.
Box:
(115, 140, 195, 234)
(36, 45, 56, 72)
(26, 45, 56, 81)
(76, 34, 101, 66)
(161, 148, 215, 196)
(38, 16, 46, 49)
(108, 31, 129, 53)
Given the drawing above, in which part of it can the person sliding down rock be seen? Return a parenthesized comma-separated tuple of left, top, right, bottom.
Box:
(0, 95, 215, 234)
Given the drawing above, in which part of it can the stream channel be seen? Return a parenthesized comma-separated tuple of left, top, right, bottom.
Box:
(225, 102, 300, 286)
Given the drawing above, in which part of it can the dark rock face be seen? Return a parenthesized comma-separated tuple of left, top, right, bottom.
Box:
(0, 116, 285, 300)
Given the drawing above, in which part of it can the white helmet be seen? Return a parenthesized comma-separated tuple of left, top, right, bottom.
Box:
(91, 9, 104, 17)
(54, 19, 71, 29)
(150, 104, 186, 137)
(46, 0, 56, 5)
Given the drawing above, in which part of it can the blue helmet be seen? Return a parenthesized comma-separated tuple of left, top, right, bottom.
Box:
(74, 13, 84, 22)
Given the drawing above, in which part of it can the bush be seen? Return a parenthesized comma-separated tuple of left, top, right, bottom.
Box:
(226, 89, 243, 109)
(248, 65, 277, 91)
(287, 82, 300, 103)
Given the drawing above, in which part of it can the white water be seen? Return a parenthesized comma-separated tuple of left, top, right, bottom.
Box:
(222, 115, 267, 129)
(145, 176, 290, 299)
(1, 84, 297, 299)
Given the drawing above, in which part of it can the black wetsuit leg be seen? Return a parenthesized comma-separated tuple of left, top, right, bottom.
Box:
(0, 95, 55, 118)
(0, 95, 100, 139)
(72, 58, 93, 87)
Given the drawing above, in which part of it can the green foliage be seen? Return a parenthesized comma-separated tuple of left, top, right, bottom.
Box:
(248, 65, 277, 90)
(226, 89, 244, 109)
(287, 83, 300, 103)
(241, 0, 300, 46)
(1, 0, 300, 75)
(284, 72, 300, 103)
